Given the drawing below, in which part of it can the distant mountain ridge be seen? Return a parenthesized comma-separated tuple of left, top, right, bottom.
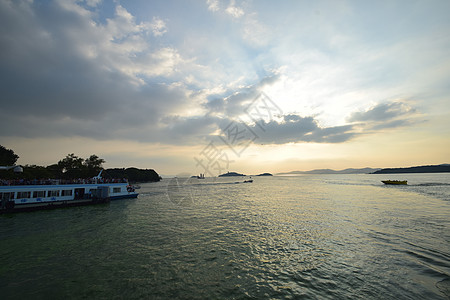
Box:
(277, 167, 380, 175)
(372, 164, 450, 174)
(278, 164, 450, 175)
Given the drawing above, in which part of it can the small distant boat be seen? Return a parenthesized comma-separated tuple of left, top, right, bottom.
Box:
(382, 180, 407, 185)
(191, 173, 205, 179)
(243, 179, 253, 183)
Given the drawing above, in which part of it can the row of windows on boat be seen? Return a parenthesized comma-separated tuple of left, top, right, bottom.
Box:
(0, 187, 122, 199)
(0, 178, 128, 186)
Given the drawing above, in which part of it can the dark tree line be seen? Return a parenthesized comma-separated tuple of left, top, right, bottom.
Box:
(0, 145, 161, 182)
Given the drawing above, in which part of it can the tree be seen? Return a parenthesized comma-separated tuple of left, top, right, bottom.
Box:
(84, 154, 105, 170)
(0, 145, 19, 166)
(56, 153, 106, 178)
(57, 153, 84, 173)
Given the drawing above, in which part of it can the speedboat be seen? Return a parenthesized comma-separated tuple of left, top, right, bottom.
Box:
(382, 180, 407, 185)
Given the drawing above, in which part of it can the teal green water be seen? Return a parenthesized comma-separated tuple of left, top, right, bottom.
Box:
(1, 174, 449, 299)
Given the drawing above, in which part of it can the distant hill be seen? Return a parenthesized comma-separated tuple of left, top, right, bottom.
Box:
(218, 171, 246, 177)
(277, 167, 380, 175)
(105, 168, 161, 182)
(372, 164, 450, 174)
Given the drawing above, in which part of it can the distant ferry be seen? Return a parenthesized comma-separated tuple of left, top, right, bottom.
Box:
(0, 169, 138, 213)
(382, 180, 407, 185)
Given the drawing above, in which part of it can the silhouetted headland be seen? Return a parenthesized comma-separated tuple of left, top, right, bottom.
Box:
(218, 171, 245, 177)
(372, 164, 450, 174)
(104, 168, 161, 182)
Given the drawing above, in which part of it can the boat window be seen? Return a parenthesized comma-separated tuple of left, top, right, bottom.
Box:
(0, 192, 15, 200)
(17, 192, 31, 198)
(74, 188, 85, 199)
(61, 190, 73, 196)
(33, 191, 46, 198)
(47, 190, 60, 197)
(113, 187, 121, 193)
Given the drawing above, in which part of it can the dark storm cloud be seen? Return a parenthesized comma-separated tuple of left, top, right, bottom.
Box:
(0, 1, 192, 141)
(0, 0, 116, 118)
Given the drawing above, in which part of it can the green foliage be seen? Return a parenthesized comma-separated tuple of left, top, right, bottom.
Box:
(57, 153, 83, 172)
(56, 153, 106, 178)
(84, 155, 105, 170)
(0, 145, 19, 166)
(0, 165, 53, 180)
(46, 164, 62, 178)
(0, 148, 161, 182)
(22, 165, 54, 180)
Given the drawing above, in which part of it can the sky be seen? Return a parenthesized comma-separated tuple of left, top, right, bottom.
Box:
(0, 0, 449, 176)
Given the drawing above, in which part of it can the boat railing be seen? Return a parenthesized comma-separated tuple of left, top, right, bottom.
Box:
(0, 178, 128, 186)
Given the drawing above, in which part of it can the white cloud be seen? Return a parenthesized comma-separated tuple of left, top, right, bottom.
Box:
(150, 16, 167, 37)
(241, 12, 270, 46)
(138, 47, 183, 77)
(51, 2, 182, 86)
(83, 0, 102, 7)
(226, 0, 244, 18)
(206, 0, 220, 12)
(105, 5, 149, 40)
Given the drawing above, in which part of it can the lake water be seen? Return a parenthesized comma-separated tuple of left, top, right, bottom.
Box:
(1, 174, 449, 299)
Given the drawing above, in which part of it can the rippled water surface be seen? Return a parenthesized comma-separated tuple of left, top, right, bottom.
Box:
(1, 174, 449, 299)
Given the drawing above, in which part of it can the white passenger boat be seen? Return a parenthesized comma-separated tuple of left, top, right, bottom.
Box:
(0, 169, 138, 213)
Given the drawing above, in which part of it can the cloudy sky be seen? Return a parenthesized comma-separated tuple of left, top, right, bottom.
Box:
(1, 0, 449, 176)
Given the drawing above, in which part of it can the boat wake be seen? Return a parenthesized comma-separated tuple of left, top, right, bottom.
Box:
(414, 182, 450, 187)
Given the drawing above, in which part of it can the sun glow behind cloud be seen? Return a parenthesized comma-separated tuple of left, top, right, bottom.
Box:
(0, 0, 449, 174)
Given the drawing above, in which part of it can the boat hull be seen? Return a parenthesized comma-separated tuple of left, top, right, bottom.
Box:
(3, 197, 110, 213)
(110, 193, 138, 200)
(1, 183, 138, 213)
(382, 180, 407, 185)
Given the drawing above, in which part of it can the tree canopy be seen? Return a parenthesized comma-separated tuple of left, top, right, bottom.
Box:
(84, 155, 105, 170)
(57, 153, 105, 178)
(0, 145, 19, 166)
(58, 153, 84, 172)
